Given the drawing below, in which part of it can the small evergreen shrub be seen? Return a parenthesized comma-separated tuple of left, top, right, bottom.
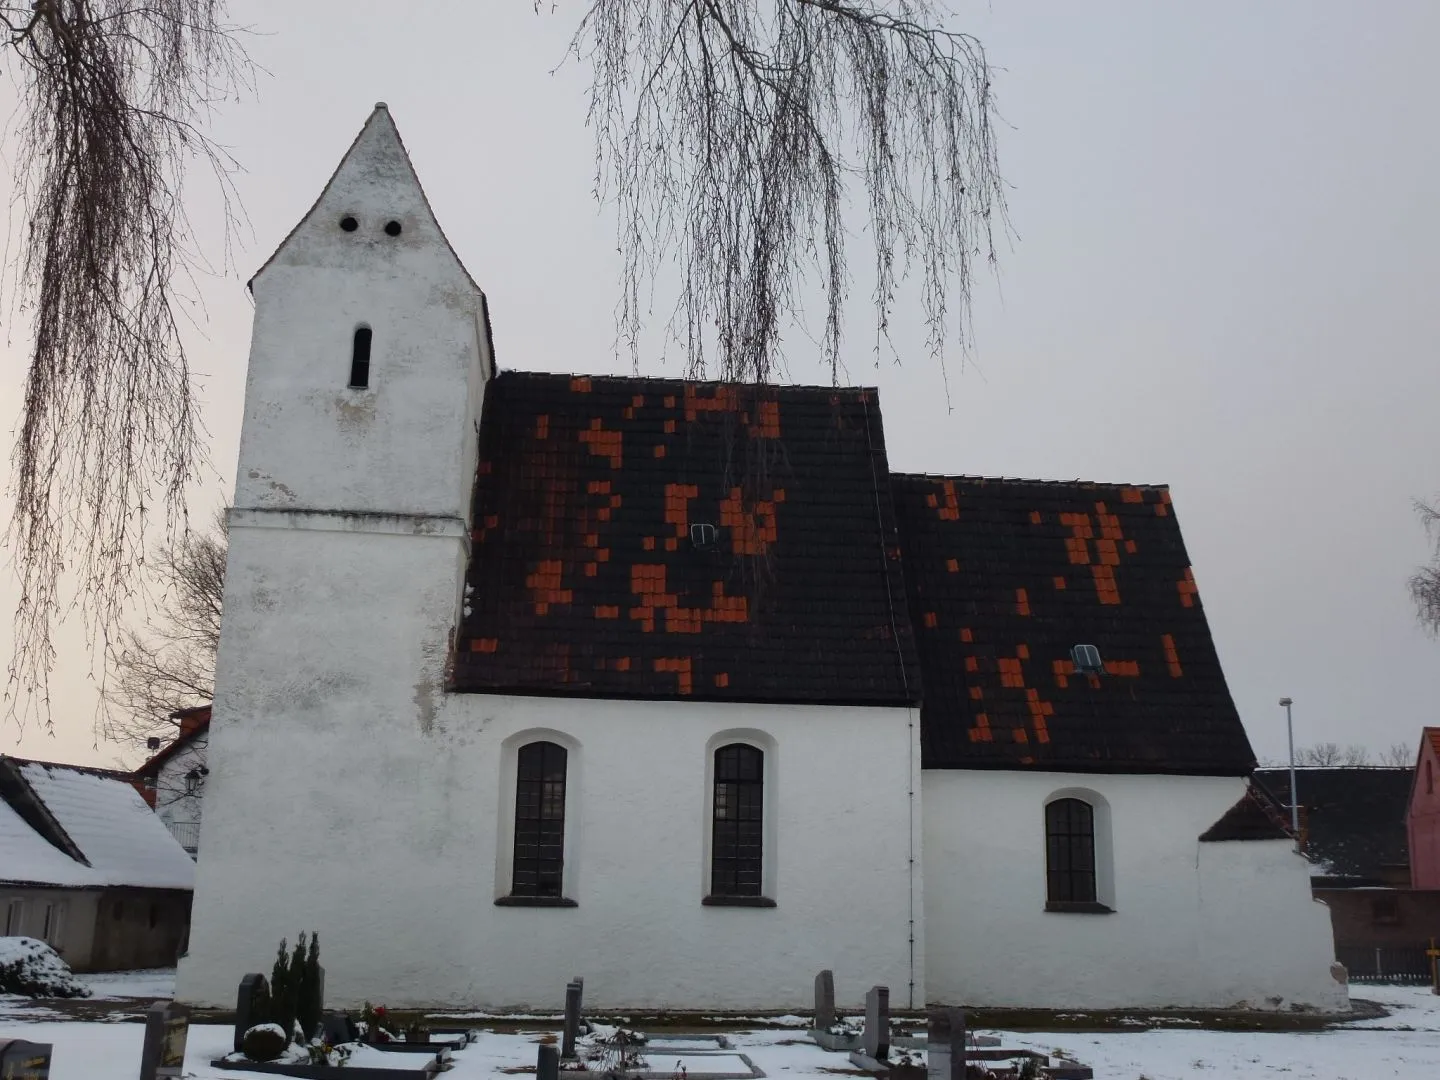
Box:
(0, 937, 91, 998)
(242, 1023, 289, 1062)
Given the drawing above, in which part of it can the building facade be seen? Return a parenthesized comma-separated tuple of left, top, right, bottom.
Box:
(176, 106, 1344, 1013)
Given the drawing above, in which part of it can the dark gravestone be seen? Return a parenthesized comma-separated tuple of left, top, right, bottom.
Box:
(235, 973, 270, 1053)
(139, 1001, 190, 1080)
(321, 1011, 358, 1046)
(299, 964, 325, 1041)
(926, 1008, 965, 1080)
(814, 970, 836, 1031)
(571, 976, 586, 1034)
(561, 981, 583, 1059)
(0, 1039, 52, 1080)
(537, 1043, 559, 1080)
(863, 986, 889, 1063)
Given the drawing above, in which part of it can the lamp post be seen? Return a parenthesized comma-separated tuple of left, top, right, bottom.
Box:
(1279, 697, 1299, 850)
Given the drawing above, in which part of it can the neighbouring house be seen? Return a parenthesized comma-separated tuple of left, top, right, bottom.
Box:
(0, 756, 196, 971)
(133, 705, 211, 857)
(1256, 764, 1440, 982)
(1410, 728, 1440, 890)
(176, 105, 1344, 1013)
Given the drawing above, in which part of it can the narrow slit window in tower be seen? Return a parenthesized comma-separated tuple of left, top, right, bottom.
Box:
(350, 327, 372, 388)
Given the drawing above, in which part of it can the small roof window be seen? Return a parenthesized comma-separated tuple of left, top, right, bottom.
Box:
(1071, 644, 1103, 675)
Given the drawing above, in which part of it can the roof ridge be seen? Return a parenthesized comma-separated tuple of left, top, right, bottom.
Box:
(497, 369, 881, 395)
(892, 471, 1171, 491)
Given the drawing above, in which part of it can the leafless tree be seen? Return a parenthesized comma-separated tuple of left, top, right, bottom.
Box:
(1340, 744, 1372, 767)
(1379, 741, 1415, 767)
(562, 0, 1006, 387)
(1297, 742, 1343, 767)
(1, 1, 250, 731)
(101, 510, 226, 751)
(1411, 500, 1440, 636)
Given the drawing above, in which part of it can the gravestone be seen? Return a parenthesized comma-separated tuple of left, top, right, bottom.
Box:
(926, 1008, 965, 1080)
(813, 970, 836, 1031)
(571, 976, 586, 1034)
(299, 964, 326, 1040)
(234, 973, 270, 1053)
(537, 1043, 560, 1080)
(561, 980, 583, 1059)
(139, 1001, 190, 1080)
(0, 1039, 52, 1080)
(863, 985, 889, 1063)
(321, 1010, 358, 1046)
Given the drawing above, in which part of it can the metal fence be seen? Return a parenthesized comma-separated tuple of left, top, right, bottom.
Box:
(166, 819, 201, 856)
(1336, 945, 1434, 985)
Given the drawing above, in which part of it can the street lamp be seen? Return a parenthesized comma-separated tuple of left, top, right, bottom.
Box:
(1279, 697, 1299, 849)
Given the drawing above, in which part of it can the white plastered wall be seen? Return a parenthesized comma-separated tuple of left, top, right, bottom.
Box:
(922, 770, 1347, 1011)
(178, 524, 921, 1010)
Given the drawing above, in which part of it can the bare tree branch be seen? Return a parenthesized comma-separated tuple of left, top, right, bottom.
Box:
(100, 507, 224, 750)
(1411, 499, 1440, 636)
(561, 0, 1006, 386)
(1378, 741, 1414, 767)
(0, 0, 250, 731)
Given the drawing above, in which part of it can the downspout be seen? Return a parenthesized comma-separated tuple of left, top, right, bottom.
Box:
(859, 392, 918, 1010)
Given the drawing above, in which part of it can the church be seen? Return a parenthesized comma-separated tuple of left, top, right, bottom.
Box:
(176, 106, 1346, 1013)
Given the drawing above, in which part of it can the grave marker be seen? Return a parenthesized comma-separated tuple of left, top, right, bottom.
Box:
(561, 981, 583, 1059)
(813, 970, 836, 1031)
(234, 973, 270, 1053)
(863, 985, 889, 1063)
(321, 1010, 358, 1047)
(538, 1043, 560, 1080)
(300, 964, 326, 1040)
(139, 1001, 190, 1080)
(0, 1039, 52, 1080)
(926, 1008, 965, 1080)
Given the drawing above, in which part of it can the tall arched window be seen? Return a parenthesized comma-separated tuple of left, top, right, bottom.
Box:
(711, 743, 764, 898)
(511, 741, 567, 898)
(349, 326, 372, 388)
(1045, 797, 1098, 909)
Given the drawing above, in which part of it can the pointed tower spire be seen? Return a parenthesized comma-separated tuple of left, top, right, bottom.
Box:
(251, 103, 478, 293)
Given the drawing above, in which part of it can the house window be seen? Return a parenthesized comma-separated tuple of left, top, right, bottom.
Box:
(511, 741, 567, 898)
(710, 744, 764, 898)
(349, 326, 372, 388)
(4, 899, 23, 935)
(1428, 760, 1433, 796)
(1046, 798, 1102, 910)
(41, 901, 65, 948)
(1371, 895, 1401, 925)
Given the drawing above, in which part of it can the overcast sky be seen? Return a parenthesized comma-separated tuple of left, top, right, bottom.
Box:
(3, 1, 1438, 769)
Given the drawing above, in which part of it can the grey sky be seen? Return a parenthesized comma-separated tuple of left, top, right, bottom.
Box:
(3, 1, 1437, 768)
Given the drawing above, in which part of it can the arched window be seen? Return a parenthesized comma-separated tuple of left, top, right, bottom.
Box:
(711, 744, 764, 898)
(511, 741, 567, 898)
(1045, 798, 1098, 909)
(1428, 759, 1433, 796)
(349, 326, 372, 388)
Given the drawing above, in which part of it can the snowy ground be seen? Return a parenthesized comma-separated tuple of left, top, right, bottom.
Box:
(2, 978, 1439, 1079)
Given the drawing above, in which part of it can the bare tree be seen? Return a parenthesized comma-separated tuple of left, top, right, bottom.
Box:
(1379, 741, 1415, 767)
(1340, 744, 1371, 767)
(564, 0, 1006, 386)
(1297, 742, 1343, 767)
(1411, 500, 1440, 635)
(102, 510, 226, 751)
(1, 1, 249, 731)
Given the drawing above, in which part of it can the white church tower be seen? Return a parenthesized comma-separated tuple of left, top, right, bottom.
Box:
(176, 105, 492, 1004)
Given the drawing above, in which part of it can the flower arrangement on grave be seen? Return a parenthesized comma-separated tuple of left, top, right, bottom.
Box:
(404, 1016, 432, 1043)
(359, 1001, 399, 1044)
(580, 1024, 648, 1075)
(306, 1040, 354, 1067)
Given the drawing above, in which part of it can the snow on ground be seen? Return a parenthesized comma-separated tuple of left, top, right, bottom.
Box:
(76, 967, 177, 1000)
(2, 987, 1440, 1079)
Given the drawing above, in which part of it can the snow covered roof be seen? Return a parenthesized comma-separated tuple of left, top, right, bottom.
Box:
(0, 757, 195, 890)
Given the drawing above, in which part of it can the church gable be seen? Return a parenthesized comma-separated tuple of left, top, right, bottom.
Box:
(452, 371, 921, 705)
(892, 474, 1255, 775)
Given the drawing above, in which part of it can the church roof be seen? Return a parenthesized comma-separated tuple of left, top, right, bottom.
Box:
(890, 474, 1256, 774)
(1198, 783, 1293, 842)
(453, 372, 1255, 776)
(452, 371, 922, 706)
